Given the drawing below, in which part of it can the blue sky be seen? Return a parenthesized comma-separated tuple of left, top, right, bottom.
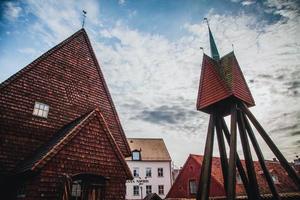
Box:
(0, 0, 300, 166)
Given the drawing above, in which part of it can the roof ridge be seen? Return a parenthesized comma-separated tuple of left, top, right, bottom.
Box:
(82, 31, 131, 156)
(95, 110, 133, 179)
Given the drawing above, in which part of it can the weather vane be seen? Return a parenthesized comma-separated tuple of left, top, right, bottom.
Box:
(82, 10, 87, 28)
(204, 17, 209, 27)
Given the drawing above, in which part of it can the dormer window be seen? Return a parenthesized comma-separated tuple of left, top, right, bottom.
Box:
(132, 150, 141, 161)
(33, 102, 49, 118)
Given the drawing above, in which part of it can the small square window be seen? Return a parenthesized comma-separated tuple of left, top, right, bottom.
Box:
(132, 151, 141, 160)
(33, 102, 49, 118)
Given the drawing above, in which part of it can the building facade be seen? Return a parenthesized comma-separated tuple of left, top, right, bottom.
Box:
(125, 138, 172, 200)
(0, 29, 132, 200)
(166, 154, 299, 199)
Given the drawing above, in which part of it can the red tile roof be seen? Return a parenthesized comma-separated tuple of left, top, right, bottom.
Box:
(167, 154, 298, 198)
(196, 52, 255, 115)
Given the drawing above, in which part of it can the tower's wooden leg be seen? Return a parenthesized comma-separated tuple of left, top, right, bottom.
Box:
(197, 114, 215, 200)
(237, 110, 260, 199)
(241, 103, 300, 189)
(221, 117, 251, 198)
(227, 104, 238, 200)
(215, 116, 228, 196)
(242, 112, 281, 200)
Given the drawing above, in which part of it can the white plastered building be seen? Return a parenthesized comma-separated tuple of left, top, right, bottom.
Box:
(125, 138, 172, 200)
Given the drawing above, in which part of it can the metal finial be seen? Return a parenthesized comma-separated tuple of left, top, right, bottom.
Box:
(200, 47, 204, 53)
(204, 18, 209, 27)
(232, 44, 234, 52)
(82, 10, 87, 28)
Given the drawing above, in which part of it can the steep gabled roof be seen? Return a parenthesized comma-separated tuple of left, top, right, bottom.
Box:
(0, 28, 131, 157)
(126, 138, 171, 161)
(196, 54, 231, 110)
(196, 52, 255, 114)
(15, 108, 132, 179)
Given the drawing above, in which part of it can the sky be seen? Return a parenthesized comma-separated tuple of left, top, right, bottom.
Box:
(0, 0, 299, 167)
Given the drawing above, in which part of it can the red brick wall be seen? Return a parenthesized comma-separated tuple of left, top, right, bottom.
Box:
(22, 114, 128, 199)
(0, 30, 129, 173)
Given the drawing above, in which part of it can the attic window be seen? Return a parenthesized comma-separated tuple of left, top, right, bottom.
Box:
(132, 151, 141, 161)
(33, 102, 49, 118)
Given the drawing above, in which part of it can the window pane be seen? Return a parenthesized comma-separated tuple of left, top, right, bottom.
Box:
(158, 185, 164, 195)
(44, 105, 49, 111)
(132, 151, 140, 160)
(189, 180, 197, 194)
(146, 185, 152, 194)
(133, 186, 139, 196)
(33, 108, 39, 115)
(146, 168, 152, 177)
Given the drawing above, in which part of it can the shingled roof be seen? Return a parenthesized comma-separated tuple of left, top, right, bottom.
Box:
(15, 108, 132, 178)
(0, 28, 131, 173)
(126, 138, 171, 161)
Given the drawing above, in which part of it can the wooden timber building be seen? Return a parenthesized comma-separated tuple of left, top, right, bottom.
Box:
(0, 29, 132, 199)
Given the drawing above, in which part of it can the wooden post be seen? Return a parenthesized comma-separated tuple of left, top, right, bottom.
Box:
(237, 110, 260, 199)
(215, 115, 228, 196)
(241, 103, 300, 189)
(197, 114, 215, 200)
(242, 113, 281, 200)
(221, 117, 251, 197)
(227, 104, 237, 200)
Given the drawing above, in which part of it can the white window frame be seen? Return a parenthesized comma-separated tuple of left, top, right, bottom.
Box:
(133, 167, 139, 177)
(33, 102, 49, 118)
(146, 185, 152, 195)
(132, 151, 140, 160)
(133, 185, 139, 196)
(158, 168, 164, 177)
(158, 185, 164, 195)
(146, 167, 152, 177)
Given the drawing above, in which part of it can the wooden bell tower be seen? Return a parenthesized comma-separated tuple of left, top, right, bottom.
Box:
(196, 19, 300, 200)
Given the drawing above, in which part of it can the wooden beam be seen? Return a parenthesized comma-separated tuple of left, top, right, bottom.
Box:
(227, 104, 237, 200)
(237, 110, 260, 199)
(221, 117, 251, 197)
(197, 114, 215, 200)
(242, 112, 281, 200)
(215, 115, 229, 196)
(241, 103, 300, 189)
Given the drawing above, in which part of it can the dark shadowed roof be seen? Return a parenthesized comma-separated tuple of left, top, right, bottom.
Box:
(126, 138, 171, 161)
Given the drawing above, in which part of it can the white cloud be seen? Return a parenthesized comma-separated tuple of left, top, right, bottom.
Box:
(241, 0, 256, 6)
(18, 47, 37, 55)
(118, 0, 126, 5)
(4, 2, 22, 21)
